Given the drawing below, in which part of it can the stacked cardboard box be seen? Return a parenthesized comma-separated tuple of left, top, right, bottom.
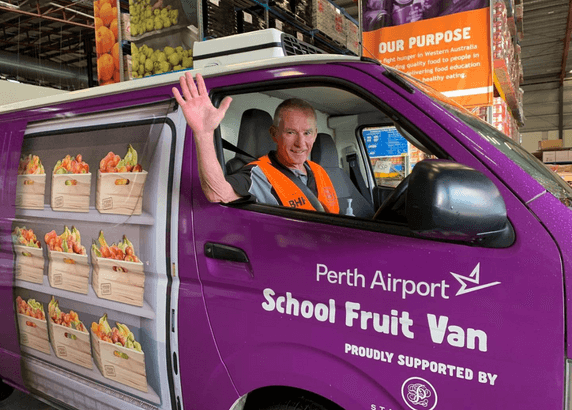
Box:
(203, 0, 236, 39)
(345, 17, 359, 55)
(312, 0, 344, 45)
(491, 97, 519, 141)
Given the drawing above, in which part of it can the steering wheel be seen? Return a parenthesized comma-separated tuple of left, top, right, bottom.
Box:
(373, 174, 410, 220)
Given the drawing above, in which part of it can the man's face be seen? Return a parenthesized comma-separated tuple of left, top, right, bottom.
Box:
(271, 108, 317, 172)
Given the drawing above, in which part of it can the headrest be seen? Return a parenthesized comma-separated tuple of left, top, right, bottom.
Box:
(236, 108, 275, 160)
(311, 133, 339, 168)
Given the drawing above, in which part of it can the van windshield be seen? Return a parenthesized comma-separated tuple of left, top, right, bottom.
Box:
(445, 106, 572, 207)
(388, 68, 572, 207)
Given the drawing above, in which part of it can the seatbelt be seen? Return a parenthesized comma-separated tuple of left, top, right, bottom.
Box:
(346, 153, 370, 200)
(281, 169, 325, 213)
(222, 139, 257, 161)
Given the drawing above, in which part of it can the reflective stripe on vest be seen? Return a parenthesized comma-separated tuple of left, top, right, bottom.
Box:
(251, 155, 340, 214)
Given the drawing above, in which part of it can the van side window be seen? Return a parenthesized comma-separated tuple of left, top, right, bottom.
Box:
(215, 85, 442, 224)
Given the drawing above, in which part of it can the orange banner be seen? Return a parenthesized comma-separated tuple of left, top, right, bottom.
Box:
(363, 7, 492, 107)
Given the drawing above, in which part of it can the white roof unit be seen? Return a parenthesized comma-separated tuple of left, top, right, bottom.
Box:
(192, 28, 325, 69)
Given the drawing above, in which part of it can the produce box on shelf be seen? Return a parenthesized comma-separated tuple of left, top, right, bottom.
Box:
(16, 174, 46, 210)
(45, 227, 89, 294)
(13, 245, 44, 284)
(96, 170, 147, 215)
(18, 314, 50, 354)
(91, 233, 145, 307)
(91, 315, 147, 392)
(16, 297, 50, 355)
(51, 173, 91, 212)
(96, 146, 147, 215)
(48, 298, 92, 369)
(47, 250, 90, 294)
(91, 253, 145, 306)
(16, 154, 46, 210)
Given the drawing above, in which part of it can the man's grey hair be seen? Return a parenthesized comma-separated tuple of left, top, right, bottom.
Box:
(272, 98, 317, 128)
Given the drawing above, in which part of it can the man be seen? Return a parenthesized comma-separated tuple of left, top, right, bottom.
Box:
(173, 72, 339, 213)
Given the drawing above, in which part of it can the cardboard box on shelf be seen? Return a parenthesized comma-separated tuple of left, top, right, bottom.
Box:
(91, 248, 145, 307)
(543, 151, 556, 163)
(91, 331, 147, 392)
(16, 174, 46, 209)
(48, 317, 92, 369)
(17, 313, 50, 354)
(96, 170, 147, 215)
(539, 139, 563, 150)
(51, 173, 91, 213)
(47, 250, 90, 294)
(13, 245, 44, 284)
(555, 150, 571, 162)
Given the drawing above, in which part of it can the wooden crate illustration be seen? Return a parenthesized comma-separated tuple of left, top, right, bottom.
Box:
(48, 250, 89, 294)
(17, 313, 50, 354)
(91, 248, 145, 306)
(51, 173, 92, 212)
(95, 171, 147, 215)
(16, 174, 46, 210)
(13, 245, 44, 284)
(48, 317, 92, 369)
(91, 331, 147, 392)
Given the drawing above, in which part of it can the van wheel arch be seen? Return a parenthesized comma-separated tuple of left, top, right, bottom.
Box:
(243, 386, 345, 410)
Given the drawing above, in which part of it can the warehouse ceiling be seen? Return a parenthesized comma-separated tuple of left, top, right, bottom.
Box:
(0, 0, 570, 133)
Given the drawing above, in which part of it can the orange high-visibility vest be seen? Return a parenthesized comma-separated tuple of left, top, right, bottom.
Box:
(251, 155, 339, 214)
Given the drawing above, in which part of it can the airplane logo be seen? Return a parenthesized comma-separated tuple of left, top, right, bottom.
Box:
(450, 263, 501, 296)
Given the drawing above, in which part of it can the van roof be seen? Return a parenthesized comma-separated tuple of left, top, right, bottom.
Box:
(0, 54, 362, 115)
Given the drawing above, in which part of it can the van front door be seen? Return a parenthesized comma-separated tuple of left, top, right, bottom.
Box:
(182, 66, 564, 410)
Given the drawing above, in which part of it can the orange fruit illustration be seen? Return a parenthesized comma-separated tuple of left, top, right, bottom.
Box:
(99, 0, 113, 9)
(96, 26, 114, 54)
(113, 69, 120, 83)
(109, 18, 118, 41)
(97, 53, 115, 82)
(93, 1, 100, 17)
(100, 3, 114, 27)
(95, 17, 103, 31)
(111, 42, 120, 67)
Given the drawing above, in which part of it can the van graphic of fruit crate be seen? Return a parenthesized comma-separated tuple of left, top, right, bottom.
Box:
(48, 316, 92, 369)
(48, 250, 90, 294)
(91, 331, 147, 392)
(95, 170, 147, 215)
(13, 245, 44, 284)
(17, 313, 50, 354)
(91, 248, 145, 306)
(16, 174, 46, 210)
(51, 173, 92, 213)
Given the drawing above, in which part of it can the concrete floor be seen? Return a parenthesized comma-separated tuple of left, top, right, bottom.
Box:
(0, 388, 57, 410)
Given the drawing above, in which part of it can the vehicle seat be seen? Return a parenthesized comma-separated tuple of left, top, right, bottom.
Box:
(226, 108, 275, 174)
(311, 133, 375, 218)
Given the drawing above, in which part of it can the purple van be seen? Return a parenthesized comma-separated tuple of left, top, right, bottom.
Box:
(0, 37, 571, 410)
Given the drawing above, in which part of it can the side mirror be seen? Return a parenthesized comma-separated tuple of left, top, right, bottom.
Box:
(406, 160, 514, 247)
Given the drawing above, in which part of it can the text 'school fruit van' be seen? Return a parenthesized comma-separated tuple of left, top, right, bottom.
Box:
(1, 30, 572, 410)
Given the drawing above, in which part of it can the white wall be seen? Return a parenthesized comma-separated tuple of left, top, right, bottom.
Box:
(521, 130, 572, 153)
(0, 80, 68, 106)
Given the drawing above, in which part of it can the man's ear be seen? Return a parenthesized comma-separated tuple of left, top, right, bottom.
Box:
(269, 125, 278, 142)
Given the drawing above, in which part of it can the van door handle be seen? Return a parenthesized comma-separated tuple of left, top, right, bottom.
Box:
(204, 242, 249, 263)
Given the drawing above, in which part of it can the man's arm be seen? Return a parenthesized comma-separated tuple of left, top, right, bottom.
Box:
(172, 72, 242, 203)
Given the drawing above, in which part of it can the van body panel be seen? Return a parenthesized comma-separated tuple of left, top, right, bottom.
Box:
(0, 56, 568, 410)
(524, 191, 572, 356)
(177, 129, 240, 410)
(182, 66, 566, 409)
(0, 120, 27, 389)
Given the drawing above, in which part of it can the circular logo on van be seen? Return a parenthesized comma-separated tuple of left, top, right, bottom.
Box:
(401, 377, 437, 410)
